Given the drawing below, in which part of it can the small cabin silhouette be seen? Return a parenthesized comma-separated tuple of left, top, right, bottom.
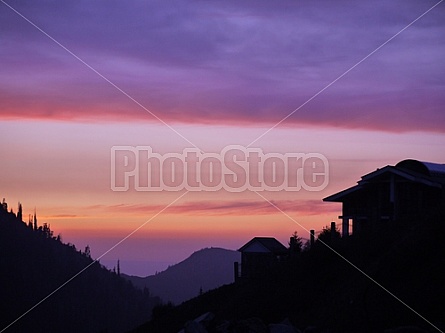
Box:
(323, 159, 445, 237)
(235, 237, 288, 280)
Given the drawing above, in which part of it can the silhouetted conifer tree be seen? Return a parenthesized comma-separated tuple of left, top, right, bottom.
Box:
(33, 209, 37, 230)
(17, 202, 22, 222)
(289, 231, 303, 254)
(84, 245, 91, 258)
(42, 223, 53, 238)
(316, 224, 341, 244)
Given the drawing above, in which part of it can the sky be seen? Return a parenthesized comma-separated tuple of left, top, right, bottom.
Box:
(1, 0, 444, 276)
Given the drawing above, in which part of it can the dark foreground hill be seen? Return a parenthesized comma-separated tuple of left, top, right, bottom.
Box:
(0, 202, 160, 333)
(124, 247, 240, 305)
(130, 218, 445, 333)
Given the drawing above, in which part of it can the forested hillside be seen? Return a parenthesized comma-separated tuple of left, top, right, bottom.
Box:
(132, 218, 445, 333)
(0, 199, 160, 333)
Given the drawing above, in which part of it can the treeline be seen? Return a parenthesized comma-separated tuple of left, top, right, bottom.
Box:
(0, 198, 161, 333)
(132, 216, 445, 333)
(1, 199, 59, 241)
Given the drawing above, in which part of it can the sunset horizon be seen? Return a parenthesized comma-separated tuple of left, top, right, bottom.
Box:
(1, 0, 444, 278)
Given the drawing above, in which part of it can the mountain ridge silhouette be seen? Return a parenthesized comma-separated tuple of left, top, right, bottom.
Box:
(0, 201, 160, 333)
(124, 247, 240, 305)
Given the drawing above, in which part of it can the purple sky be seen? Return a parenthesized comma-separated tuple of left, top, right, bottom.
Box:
(1, 1, 444, 276)
(1, 0, 444, 131)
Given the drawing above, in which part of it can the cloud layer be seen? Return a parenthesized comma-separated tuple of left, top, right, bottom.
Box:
(87, 199, 339, 217)
(1, 0, 444, 132)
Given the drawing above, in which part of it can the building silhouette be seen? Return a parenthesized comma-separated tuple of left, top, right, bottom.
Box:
(323, 159, 445, 237)
(235, 237, 288, 280)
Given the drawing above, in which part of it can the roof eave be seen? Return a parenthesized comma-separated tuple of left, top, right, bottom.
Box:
(323, 184, 362, 202)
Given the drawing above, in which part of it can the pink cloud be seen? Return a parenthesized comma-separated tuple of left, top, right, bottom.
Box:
(0, 1, 444, 133)
(87, 199, 339, 217)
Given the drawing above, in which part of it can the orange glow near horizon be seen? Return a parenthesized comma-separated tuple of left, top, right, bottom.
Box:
(2, 1, 445, 278)
(1, 120, 445, 275)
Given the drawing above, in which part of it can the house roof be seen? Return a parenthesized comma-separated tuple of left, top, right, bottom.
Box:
(396, 159, 445, 180)
(323, 184, 363, 202)
(238, 237, 288, 254)
(323, 159, 444, 202)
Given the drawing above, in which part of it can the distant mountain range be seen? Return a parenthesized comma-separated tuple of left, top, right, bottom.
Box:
(124, 247, 241, 305)
(131, 219, 445, 333)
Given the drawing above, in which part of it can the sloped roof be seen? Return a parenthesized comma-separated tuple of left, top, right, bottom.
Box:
(238, 237, 288, 254)
(324, 159, 444, 202)
(323, 184, 363, 202)
(396, 159, 445, 180)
